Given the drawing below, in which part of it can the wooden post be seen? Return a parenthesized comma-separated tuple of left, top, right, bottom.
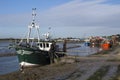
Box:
(49, 42, 55, 64)
(63, 39, 67, 52)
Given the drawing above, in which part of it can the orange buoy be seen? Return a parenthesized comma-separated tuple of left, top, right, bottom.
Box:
(102, 43, 110, 50)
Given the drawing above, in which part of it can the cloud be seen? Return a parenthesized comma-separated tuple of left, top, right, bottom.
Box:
(39, 0, 120, 28)
(0, 0, 120, 38)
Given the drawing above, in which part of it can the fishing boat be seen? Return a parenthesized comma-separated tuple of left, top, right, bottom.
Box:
(12, 8, 57, 67)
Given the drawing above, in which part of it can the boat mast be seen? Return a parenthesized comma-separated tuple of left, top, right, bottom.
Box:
(27, 8, 40, 43)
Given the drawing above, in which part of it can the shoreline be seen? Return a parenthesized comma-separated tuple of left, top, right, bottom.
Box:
(1, 46, 120, 80)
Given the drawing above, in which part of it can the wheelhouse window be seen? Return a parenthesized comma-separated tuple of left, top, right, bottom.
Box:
(46, 43, 49, 47)
(40, 43, 42, 47)
(43, 43, 45, 48)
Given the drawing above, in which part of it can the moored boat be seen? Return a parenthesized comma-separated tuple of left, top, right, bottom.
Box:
(11, 8, 57, 67)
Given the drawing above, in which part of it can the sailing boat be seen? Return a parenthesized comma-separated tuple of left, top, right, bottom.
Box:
(13, 8, 56, 67)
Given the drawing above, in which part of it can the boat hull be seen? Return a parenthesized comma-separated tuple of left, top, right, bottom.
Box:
(16, 48, 50, 67)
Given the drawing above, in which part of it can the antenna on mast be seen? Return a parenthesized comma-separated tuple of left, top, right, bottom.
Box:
(32, 8, 36, 22)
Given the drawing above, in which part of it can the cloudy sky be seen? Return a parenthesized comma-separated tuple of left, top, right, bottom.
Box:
(0, 0, 120, 38)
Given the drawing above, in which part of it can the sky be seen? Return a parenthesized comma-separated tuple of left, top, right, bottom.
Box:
(0, 0, 120, 38)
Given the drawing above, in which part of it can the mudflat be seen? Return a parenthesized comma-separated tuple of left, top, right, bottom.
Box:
(1, 46, 120, 80)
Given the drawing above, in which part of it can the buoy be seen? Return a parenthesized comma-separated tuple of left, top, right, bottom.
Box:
(102, 43, 109, 50)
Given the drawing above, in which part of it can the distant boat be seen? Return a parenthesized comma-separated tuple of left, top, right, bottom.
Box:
(84, 38, 90, 46)
(11, 8, 59, 67)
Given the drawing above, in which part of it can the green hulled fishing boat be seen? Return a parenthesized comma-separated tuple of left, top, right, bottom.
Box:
(12, 8, 56, 67)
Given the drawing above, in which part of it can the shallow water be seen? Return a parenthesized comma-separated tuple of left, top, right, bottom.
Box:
(0, 41, 99, 75)
(0, 56, 20, 75)
(67, 43, 99, 56)
(57, 42, 99, 56)
(0, 41, 19, 75)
